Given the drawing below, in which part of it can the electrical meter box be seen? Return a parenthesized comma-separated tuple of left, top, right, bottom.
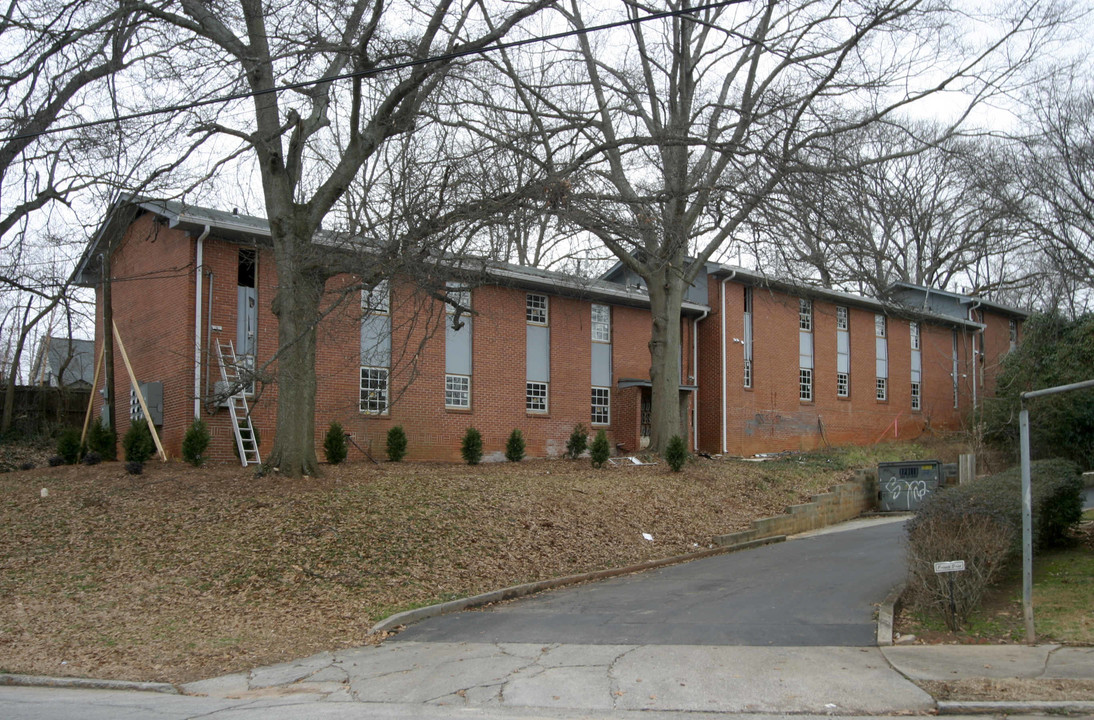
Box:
(878, 460, 942, 512)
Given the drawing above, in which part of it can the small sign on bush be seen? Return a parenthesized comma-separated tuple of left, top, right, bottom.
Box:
(933, 560, 966, 573)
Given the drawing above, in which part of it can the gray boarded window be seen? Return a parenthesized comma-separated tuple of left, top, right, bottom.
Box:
(527, 325, 550, 382)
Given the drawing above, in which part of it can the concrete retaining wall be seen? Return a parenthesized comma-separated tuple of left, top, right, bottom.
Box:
(713, 468, 879, 547)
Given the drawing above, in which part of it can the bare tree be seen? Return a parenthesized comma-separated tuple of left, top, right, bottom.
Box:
(495, 0, 1054, 451)
(747, 126, 1034, 299)
(1014, 69, 1094, 291)
(124, 0, 553, 476)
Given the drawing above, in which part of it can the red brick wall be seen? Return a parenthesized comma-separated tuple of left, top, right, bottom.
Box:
(696, 279, 975, 456)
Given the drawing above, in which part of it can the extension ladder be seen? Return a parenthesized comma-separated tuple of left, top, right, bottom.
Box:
(215, 339, 261, 467)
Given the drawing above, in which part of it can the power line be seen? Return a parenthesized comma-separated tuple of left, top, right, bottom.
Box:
(6, 1, 739, 144)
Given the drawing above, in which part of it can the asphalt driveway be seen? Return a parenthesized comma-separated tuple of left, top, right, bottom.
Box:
(392, 517, 908, 647)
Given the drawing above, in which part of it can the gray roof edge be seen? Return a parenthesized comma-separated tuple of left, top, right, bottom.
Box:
(888, 281, 1031, 319)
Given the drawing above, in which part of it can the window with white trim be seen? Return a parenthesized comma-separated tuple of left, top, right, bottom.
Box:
(591, 387, 610, 425)
(591, 303, 610, 342)
(743, 287, 753, 389)
(1009, 319, 1017, 350)
(836, 305, 848, 330)
(910, 321, 920, 350)
(875, 314, 887, 337)
(876, 377, 888, 401)
(446, 284, 470, 315)
(445, 374, 470, 409)
(799, 298, 812, 331)
(799, 368, 813, 401)
(837, 372, 849, 397)
(526, 293, 548, 325)
(362, 281, 389, 315)
(526, 381, 548, 413)
(360, 367, 389, 414)
(911, 381, 921, 411)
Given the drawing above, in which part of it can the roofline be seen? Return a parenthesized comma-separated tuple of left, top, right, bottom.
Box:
(710, 265, 986, 330)
(888, 281, 1030, 319)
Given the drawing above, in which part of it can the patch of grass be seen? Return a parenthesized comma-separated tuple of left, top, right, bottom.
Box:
(1034, 547, 1094, 644)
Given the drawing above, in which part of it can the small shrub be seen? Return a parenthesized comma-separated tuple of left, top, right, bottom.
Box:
(665, 435, 688, 471)
(565, 424, 588, 459)
(905, 513, 1013, 630)
(81, 451, 102, 466)
(323, 422, 348, 464)
(48, 455, 64, 467)
(19, 462, 34, 471)
(590, 429, 610, 469)
(505, 429, 526, 462)
(461, 427, 483, 465)
(86, 419, 117, 460)
(56, 428, 83, 464)
(122, 419, 155, 464)
(182, 419, 211, 467)
(387, 425, 408, 462)
(125, 461, 143, 475)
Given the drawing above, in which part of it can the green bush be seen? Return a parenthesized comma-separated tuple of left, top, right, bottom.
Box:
(387, 425, 408, 462)
(461, 427, 483, 465)
(908, 458, 1084, 557)
(505, 429, 525, 462)
(122, 419, 155, 464)
(323, 422, 348, 464)
(590, 429, 610, 469)
(665, 435, 688, 471)
(982, 313, 1094, 468)
(182, 419, 211, 466)
(56, 427, 83, 464)
(86, 419, 116, 460)
(565, 424, 588, 459)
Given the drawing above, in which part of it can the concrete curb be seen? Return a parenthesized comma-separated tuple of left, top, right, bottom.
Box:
(0, 672, 178, 694)
(876, 582, 905, 647)
(938, 700, 1094, 715)
(369, 535, 787, 634)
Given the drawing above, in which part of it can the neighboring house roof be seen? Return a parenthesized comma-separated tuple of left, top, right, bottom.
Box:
(31, 336, 95, 388)
(886, 281, 1031, 320)
(75, 198, 711, 314)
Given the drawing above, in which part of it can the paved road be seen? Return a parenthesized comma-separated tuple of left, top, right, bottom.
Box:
(393, 518, 908, 647)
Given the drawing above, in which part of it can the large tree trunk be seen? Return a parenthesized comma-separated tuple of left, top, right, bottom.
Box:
(645, 267, 686, 454)
(265, 246, 326, 477)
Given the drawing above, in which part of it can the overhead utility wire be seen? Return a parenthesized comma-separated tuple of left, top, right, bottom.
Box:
(6, 1, 739, 144)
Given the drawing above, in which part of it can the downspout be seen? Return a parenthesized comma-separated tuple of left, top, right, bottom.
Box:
(193, 225, 210, 420)
(720, 270, 737, 454)
(692, 307, 709, 451)
(969, 300, 982, 412)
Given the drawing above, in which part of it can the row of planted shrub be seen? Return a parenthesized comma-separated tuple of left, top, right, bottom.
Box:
(905, 458, 1085, 630)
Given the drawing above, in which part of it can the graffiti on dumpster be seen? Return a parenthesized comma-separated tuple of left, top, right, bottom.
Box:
(885, 477, 930, 505)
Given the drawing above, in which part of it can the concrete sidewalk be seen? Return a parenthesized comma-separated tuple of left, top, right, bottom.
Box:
(170, 641, 1094, 716)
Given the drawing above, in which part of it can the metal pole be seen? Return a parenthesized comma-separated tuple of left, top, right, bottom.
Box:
(1019, 405, 1034, 644)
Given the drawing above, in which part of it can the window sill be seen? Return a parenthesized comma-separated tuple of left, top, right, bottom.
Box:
(445, 407, 472, 414)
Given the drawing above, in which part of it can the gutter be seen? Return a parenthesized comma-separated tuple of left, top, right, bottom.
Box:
(193, 225, 210, 421)
(720, 270, 737, 454)
(692, 307, 709, 451)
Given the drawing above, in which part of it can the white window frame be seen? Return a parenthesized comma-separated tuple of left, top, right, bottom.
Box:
(591, 303, 610, 343)
(445, 374, 470, 409)
(799, 298, 813, 331)
(591, 386, 610, 425)
(360, 366, 389, 414)
(743, 287, 753, 389)
(526, 293, 548, 325)
(446, 283, 470, 315)
(799, 368, 813, 402)
(837, 372, 849, 398)
(910, 321, 920, 350)
(875, 314, 887, 338)
(836, 306, 849, 330)
(744, 358, 753, 389)
(526, 381, 548, 413)
(876, 377, 888, 401)
(362, 281, 389, 315)
(911, 381, 921, 411)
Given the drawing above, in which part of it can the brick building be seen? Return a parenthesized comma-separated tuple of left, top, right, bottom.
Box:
(75, 199, 1027, 464)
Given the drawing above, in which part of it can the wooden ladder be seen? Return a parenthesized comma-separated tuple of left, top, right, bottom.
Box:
(215, 339, 261, 467)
